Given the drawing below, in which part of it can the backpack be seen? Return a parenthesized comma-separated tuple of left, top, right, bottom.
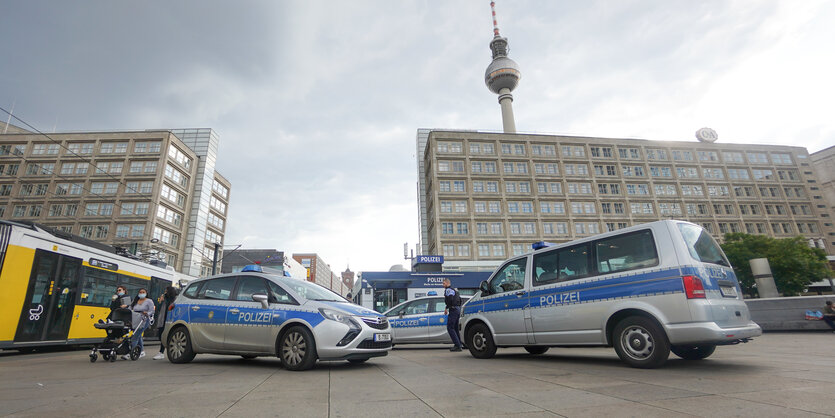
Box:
(452, 288, 462, 307)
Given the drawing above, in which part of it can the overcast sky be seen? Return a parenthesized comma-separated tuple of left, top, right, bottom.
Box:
(1, 1, 833, 273)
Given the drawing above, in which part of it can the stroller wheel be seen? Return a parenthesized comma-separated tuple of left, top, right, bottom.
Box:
(110, 353, 117, 362)
(102, 353, 110, 361)
(130, 345, 141, 361)
(89, 354, 98, 363)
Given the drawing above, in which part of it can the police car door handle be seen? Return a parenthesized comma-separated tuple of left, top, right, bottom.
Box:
(419, 318, 428, 321)
(191, 306, 200, 311)
(515, 291, 526, 296)
(229, 309, 240, 314)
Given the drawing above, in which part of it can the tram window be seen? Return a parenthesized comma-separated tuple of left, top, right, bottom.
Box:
(80, 266, 118, 307)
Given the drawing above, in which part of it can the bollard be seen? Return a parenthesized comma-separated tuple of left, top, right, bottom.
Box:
(750, 258, 779, 298)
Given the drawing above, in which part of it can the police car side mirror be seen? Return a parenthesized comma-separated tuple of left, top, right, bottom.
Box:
(479, 281, 490, 295)
(252, 294, 269, 309)
(398, 310, 405, 318)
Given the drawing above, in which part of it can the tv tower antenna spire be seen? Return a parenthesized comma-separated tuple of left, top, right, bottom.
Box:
(485, 1, 520, 133)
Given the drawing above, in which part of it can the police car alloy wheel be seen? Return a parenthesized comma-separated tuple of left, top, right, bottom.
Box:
(466, 323, 497, 359)
(671, 344, 716, 360)
(612, 316, 670, 369)
(279, 326, 317, 371)
(167, 327, 196, 364)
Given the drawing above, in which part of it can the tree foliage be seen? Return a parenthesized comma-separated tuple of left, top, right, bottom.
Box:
(721, 233, 830, 297)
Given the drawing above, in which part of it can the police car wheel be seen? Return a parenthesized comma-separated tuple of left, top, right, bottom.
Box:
(524, 346, 549, 355)
(167, 327, 196, 364)
(613, 316, 670, 369)
(279, 326, 317, 371)
(671, 344, 716, 360)
(466, 323, 497, 359)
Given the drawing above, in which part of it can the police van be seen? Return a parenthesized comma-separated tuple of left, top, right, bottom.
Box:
(460, 220, 761, 368)
(162, 266, 391, 371)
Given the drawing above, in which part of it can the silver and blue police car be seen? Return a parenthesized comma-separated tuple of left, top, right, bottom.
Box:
(162, 265, 391, 371)
(384, 295, 470, 345)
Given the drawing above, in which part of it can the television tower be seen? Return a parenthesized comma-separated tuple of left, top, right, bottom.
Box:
(485, 1, 521, 133)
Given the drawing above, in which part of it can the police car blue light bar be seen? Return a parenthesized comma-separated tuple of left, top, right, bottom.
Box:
(427, 291, 438, 296)
(241, 264, 263, 272)
(532, 241, 556, 250)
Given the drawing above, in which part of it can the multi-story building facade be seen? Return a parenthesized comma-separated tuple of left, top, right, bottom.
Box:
(811, 145, 835, 250)
(418, 129, 833, 271)
(292, 253, 348, 296)
(0, 123, 230, 276)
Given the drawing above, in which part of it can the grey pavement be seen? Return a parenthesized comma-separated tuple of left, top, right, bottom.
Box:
(1, 332, 834, 417)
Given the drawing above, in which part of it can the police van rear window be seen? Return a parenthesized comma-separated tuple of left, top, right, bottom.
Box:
(677, 223, 729, 267)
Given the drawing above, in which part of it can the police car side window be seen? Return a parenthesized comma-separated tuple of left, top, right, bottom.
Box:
(405, 300, 430, 315)
(555, 243, 592, 282)
(266, 281, 297, 305)
(596, 229, 659, 274)
(199, 277, 236, 300)
(490, 258, 527, 294)
(183, 282, 202, 299)
(430, 299, 446, 313)
(234, 276, 268, 301)
(533, 250, 559, 286)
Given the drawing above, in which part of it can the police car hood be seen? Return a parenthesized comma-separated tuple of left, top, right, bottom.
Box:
(316, 300, 384, 318)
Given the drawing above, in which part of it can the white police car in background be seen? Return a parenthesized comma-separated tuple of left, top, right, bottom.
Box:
(162, 265, 391, 371)
(384, 294, 471, 345)
(461, 220, 761, 368)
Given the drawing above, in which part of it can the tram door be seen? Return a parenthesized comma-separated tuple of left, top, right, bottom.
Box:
(15, 250, 82, 342)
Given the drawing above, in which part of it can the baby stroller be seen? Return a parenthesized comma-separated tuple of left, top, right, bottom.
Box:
(89, 308, 148, 362)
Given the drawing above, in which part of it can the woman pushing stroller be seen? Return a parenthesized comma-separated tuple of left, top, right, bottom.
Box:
(122, 289, 154, 360)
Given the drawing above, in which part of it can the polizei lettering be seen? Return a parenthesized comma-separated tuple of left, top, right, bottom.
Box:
(540, 292, 580, 307)
(239, 311, 272, 323)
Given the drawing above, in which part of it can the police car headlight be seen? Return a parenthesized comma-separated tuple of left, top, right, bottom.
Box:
(319, 308, 359, 328)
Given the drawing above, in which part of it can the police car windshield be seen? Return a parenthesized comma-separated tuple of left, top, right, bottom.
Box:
(274, 276, 345, 302)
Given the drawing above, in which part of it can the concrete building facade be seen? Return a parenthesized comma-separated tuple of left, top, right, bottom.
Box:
(417, 129, 833, 271)
(811, 145, 835, 250)
(0, 123, 230, 276)
(292, 253, 348, 297)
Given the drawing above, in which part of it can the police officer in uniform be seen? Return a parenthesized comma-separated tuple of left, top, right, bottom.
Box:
(443, 278, 463, 352)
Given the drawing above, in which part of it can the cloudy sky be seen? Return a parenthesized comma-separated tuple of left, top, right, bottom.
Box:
(1, 1, 833, 273)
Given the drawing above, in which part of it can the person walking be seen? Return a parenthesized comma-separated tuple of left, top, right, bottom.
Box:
(443, 278, 463, 352)
(153, 286, 178, 360)
(123, 288, 154, 360)
(824, 301, 835, 333)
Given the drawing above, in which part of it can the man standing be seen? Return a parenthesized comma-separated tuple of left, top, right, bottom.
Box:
(443, 278, 463, 352)
(824, 301, 835, 333)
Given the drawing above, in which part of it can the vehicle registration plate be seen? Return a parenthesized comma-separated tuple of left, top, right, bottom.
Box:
(374, 333, 391, 342)
(720, 286, 738, 297)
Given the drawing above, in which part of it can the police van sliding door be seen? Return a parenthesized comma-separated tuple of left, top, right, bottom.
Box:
(15, 250, 82, 343)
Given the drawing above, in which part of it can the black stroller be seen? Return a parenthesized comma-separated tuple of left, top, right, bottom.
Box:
(89, 308, 148, 362)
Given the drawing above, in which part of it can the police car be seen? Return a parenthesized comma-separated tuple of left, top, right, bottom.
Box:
(384, 294, 471, 345)
(162, 266, 391, 371)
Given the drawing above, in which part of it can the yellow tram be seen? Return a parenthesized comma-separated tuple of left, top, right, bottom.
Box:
(0, 220, 181, 351)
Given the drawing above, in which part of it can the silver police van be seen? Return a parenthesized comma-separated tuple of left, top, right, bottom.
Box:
(384, 295, 471, 345)
(461, 220, 762, 368)
(162, 266, 391, 371)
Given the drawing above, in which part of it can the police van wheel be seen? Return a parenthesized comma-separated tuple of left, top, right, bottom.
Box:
(524, 346, 549, 355)
(613, 316, 670, 369)
(279, 326, 317, 371)
(466, 323, 497, 359)
(167, 327, 196, 364)
(671, 344, 716, 360)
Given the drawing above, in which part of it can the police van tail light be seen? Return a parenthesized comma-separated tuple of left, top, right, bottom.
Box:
(683, 275, 706, 299)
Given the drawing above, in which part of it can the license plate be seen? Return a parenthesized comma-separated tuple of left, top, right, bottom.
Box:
(373, 333, 391, 342)
(720, 286, 738, 297)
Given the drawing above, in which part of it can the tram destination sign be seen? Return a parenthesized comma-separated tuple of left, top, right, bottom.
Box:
(89, 258, 118, 271)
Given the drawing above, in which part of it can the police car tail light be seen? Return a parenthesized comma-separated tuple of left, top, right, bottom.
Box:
(683, 275, 706, 299)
